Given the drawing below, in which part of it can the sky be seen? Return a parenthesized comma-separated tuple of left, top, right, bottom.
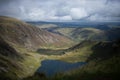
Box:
(0, 0, 120, 22)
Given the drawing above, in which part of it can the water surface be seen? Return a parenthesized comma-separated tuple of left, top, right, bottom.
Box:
(37, 60, 86, 76)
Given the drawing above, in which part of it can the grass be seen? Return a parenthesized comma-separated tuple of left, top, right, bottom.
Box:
(22, 40, 120, 80)
(18, 53, 41, 78)
(51, 27, 107, 42)
(23, 54, 120, 80)
(0, 54, 23, 80)
(55, 27, 76, 38)
(1, 38, 119, 80)
(1, 41, 119, 80)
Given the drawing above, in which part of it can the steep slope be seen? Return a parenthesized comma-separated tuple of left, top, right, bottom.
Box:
(51, 27, 76, 39)
(0, 37, 22, 80)
(23, 40, 120, 80)
(70, 27, 120, 42)
(57, 40, 120, 80)
(45, 26, 120, 43)
(0, 16, 73, 51)
(0, 16, 73, 79)
(0, 36, 42, 79)
(65, 40, 120, 80)
(0, 37, 21, 59)
(44, 27, 107, 42)
(106, 28, 120, 41)
(70, 28, 106, 41)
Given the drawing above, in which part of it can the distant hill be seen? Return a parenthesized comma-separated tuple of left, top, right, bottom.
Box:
(45, 26, 120, 42)
(70, 28, 106, 41)
(0, 16, 73, 51)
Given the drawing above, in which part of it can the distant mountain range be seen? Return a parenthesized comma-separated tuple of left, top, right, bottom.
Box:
(0, 16, 120, 80)
(28, 21, 120, 28)
(36, 22, 120, 42)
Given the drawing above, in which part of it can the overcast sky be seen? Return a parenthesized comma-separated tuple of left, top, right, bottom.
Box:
(0, 0, 120, 22)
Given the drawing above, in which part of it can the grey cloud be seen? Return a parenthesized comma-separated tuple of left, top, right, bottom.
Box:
(0, 0, 120, 21)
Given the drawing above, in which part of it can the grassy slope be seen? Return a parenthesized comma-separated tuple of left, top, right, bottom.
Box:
(51, 55, 120, 80)
(56, 41, 98, 62)
(0, 16, 73, 79)
(0, 16, 73, 50)
(0, 37, 23, 80)
(1, 16, 120, 80)
(0, 16, 69, 80)
(70, 28, 107, 41)
(47, 26, 120, 43)
(51, 40, 120, 80)
(0, 34, 50, 79)
(24, 40, 120, 80)
(54, 27, 76, 38)
(47, 27, 107, 42)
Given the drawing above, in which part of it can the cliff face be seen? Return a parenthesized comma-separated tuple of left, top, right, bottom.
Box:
(0, 16, 72, 50)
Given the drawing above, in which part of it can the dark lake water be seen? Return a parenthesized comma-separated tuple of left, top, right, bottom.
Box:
(37, 60, 86, 76)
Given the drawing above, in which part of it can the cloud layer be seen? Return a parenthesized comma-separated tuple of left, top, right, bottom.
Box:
(0, 0, 120, 21)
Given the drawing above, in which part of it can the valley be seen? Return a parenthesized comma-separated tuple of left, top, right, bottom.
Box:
(0, 16, 120, 80)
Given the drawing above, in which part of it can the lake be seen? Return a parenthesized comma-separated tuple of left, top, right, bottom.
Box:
(37, 60, 86, 76)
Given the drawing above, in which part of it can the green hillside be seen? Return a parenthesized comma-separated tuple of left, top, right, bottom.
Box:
(0, 16, 120, 80)
(0, 16, 73, 50)
(51, 40, 120, 80)
(0, 37, 22, 80)
(45, 26, 120, 43)
(42, 27, 106, 42)
(0, 16, 73, 79)
(24, 40, 120, 80)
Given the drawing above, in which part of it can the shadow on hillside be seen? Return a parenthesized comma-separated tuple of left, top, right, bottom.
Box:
(23, 72, 47, 80)
(0, 37, 23, 59)
(36, 49, 66, 55)
(23, 40, 120, 80)
(87, 40, 120, 62)
(0, 37, 23, 80)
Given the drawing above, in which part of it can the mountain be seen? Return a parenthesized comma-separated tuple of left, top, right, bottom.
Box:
(63, 40, 120, 80)
(43, 27, 106, 42)
(68, 40, 120, 61)
(0, 36, 40, 79)
(23, 40, 120, 80)
(106, 27, 120, 41)
(0, 37, 21, 59)
(0, 16, 120, 80)
(0, 16, 73, 79)
(70, 28, 106, 41)
(45, 26, 120, 42)
(0, 16, 73, 51)
(71, 27, 120, 42)
(0, 37, 23, 80)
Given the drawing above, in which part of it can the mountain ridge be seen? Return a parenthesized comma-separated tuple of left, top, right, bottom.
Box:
(0, 16, 73, 51)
